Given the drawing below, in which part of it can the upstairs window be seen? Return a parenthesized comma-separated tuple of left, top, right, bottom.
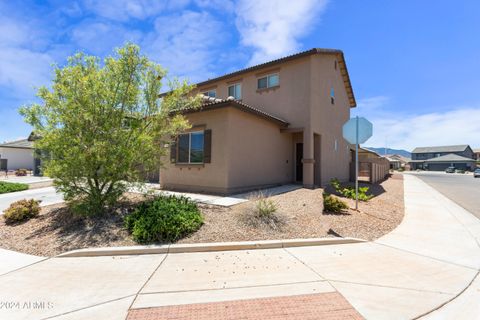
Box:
(257, 73, 279, 89)
(202, 89, 216, 98)
(228, 83, 242, 100)
(330, 87, 335, 105)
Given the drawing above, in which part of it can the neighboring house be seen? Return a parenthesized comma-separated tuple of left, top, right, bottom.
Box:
(385, 154, 411, 170)
(160, 48, 356, 194)
(410, 145, 476, 171)
(474, 148, 480, 161)
(0, 139, 34, 171)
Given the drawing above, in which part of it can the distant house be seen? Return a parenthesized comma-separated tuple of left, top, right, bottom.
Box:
(410, 145, 476, 171)
(0, 139, 34, 171)
(474, 148, 480, 161)
(385, 154, 411, 170)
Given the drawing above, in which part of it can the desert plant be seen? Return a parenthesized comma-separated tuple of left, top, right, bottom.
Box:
(323, 193, 348, 213)
(124, 195, 203, 243)
(15, 169, 28, 176)
(0, 181, 29, 194)
(329, 178, 373, 201)
(20, 43, 201, 216)
(3, 199, 41, 223)
(255, 196, 278, 217)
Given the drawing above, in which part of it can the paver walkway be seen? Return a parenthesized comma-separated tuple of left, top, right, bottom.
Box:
(127, 292, 364, 320)
(0, 175, 479, 319)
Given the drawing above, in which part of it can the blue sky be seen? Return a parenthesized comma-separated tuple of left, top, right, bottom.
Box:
(1, 0, 479, 151)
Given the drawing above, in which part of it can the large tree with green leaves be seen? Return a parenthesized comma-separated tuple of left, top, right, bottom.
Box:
(20, 44, 200, 215)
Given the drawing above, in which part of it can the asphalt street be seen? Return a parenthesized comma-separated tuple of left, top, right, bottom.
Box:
(411, 172, 480, 219)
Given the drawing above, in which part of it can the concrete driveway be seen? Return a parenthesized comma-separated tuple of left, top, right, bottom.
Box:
(0, 175, 479, 319)
(409, 171, 480, 219)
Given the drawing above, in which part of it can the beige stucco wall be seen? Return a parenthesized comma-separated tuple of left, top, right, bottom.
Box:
(309, 54, 351, 185)
(225, 108, 292, 192)
(195, 56, 312, 128)
(174, 52, 354, 192)
(0, 147, 34, 170)
(160, 107, 291, 194)
(160, 108, 230, 194)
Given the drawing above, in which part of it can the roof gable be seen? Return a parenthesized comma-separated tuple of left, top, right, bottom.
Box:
(412, 145, 470, 154)
(425, 153, 475, 162)
(0, 139, 33, 149)
(175, 96, 289, 127)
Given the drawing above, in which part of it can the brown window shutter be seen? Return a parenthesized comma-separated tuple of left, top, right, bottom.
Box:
(170, 138, 177, 163)
(204, 129, 212, 163)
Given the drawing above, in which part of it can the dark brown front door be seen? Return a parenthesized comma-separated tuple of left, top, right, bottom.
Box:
(296, 143, 303, 182)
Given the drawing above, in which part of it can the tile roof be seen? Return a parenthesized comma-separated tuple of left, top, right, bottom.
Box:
(195, 48, 356, 108)
(411, 145, 470, 153)
(176, 96, 289, 127)
(0, 138, 33, 149)
(424, 153, 476, 162)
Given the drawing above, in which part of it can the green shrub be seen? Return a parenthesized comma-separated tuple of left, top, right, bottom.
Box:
(329, 178, 373, 201)
(3, 199, 41, 223)
(0, 181, 29, 194)
(124, 195, 203, 243)
(323, 193, 348, 213)
(255, 196, 278, 217)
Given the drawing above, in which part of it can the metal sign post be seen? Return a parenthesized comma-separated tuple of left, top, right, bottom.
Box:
(355, 116, 359, 210)
(342, 116, 373, 211)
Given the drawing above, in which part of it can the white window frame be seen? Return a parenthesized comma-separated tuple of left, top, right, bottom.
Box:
(257, 73, 279, 89)
(177, 130, 204, 164)
(228, 83, 242, 100)
(202, 90, 216, 98)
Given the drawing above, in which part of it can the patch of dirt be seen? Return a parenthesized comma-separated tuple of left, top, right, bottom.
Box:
(0, 175, 404, 257)
(179, 174, 404, 244)
(0, 194, 144, 256)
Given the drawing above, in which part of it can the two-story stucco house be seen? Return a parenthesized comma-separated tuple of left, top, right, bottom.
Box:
(160, 48, 356, 195)
(410, 145, 476, 171)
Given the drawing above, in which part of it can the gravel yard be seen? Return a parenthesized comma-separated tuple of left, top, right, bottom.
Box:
(0, 175, 404, 256)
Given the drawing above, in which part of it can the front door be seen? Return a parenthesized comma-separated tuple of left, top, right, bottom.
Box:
(296, 143, 303, 182)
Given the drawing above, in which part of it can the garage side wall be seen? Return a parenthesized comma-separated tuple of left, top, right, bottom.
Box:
(226, 108, 293, 193)
(0, 147, 34, 170)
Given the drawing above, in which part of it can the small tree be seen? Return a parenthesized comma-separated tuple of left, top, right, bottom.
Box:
(20, 44, 200, 215)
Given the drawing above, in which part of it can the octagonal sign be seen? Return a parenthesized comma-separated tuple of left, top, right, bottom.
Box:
(342, 117, 373, 144)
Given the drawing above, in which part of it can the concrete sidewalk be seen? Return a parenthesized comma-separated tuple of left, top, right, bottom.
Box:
(0, 174, 479, 319)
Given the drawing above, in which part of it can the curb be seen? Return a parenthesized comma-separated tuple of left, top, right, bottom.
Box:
(57, 237, 366, 258)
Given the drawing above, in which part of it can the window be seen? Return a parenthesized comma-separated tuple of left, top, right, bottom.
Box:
(334, 139, 338, 152)
(202, 90, 216, 98)
(334, 60, 337, 70)
(257, 73, 279, 89)
(177, 131, 204, 163)
(228, 83, 242, 100)
(330, 87, 335, 105)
